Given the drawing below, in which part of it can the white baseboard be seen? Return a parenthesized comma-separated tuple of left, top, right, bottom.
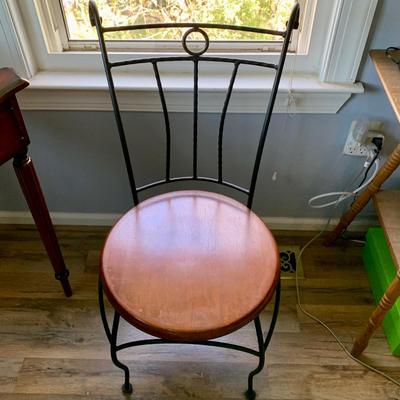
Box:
(0, 211, 378, 231)
(0, 211, 120, 226)
(261, 216, 378, 231)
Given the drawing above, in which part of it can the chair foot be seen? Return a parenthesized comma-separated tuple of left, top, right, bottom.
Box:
(122, 382, 133, 394)
(244, 389, 256, 400)
(245, 317, 265, 398)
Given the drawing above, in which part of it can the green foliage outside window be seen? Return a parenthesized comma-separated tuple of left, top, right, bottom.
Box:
(62, 0, 295, 41)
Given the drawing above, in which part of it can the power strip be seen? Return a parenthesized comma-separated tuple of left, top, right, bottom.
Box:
(343, 133, 375, 156)
(343, 121, 385, 157)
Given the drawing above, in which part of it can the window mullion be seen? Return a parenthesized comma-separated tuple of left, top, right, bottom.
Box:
(33, 0, 68, 52)
(52, 0, 69, 49)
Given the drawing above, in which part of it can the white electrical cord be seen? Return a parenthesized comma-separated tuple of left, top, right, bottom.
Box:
(308, 154, 380, 209)
(296, 222, 400, 388)
(293, 156, 400, 388)
(287, 31, 298, 117)
(281, 25, 399, 388)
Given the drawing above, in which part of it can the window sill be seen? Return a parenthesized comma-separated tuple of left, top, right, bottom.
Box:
(16, 70, 364, 114)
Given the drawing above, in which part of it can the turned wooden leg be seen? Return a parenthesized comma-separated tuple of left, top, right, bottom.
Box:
(351, 269, 400, 357)
(13, 151, 72, 297)
(325, 144, 400, 245)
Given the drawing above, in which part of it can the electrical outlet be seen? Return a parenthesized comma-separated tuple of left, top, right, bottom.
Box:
(343, 121, 384, 156)
(343, 132, 372, 156)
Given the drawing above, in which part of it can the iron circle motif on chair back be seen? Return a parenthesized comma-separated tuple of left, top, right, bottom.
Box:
(182, 27, 210, 56)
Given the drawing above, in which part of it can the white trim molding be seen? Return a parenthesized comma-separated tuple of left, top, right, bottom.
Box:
(319, 0, 378, 83)
(16, 71, 363, 114)
(0, 211, 120, 226)
(262, 216, 378, 232)
(17, 88, 357, 114)
(0, 0, 35, 77)
(0, 210, 378, 232)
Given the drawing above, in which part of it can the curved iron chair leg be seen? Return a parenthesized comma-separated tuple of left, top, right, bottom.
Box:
(264, 278, 281, 351)
(245, 316, 265, 400)
(98, 279, 111, 341)
(111, 312, 133, 394)
(98, 280, 133, 394)
(245, 278, 281, 399)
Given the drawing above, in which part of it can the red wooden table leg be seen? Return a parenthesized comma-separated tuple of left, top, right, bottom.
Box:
(13, 151, 72, 297)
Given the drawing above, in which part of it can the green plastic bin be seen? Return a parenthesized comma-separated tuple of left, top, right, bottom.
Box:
(363, 227, 400, 356)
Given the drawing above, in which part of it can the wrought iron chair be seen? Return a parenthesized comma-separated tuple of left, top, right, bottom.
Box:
(89, 1, 299, 398)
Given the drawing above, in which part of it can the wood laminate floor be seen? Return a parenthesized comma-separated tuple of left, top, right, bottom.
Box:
(0, 225, 399, 400)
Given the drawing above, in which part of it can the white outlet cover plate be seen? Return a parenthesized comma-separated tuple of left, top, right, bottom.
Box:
(343, 127, 372, 156)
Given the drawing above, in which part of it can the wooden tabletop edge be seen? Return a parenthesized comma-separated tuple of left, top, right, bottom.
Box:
(370, 50, 400, 124)
(0, 68, 29, 103)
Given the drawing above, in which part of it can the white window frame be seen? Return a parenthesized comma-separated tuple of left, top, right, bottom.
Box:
(52, 0, 304, 54)
(1, 0, 378, 114)
(17, 0, 312, 71)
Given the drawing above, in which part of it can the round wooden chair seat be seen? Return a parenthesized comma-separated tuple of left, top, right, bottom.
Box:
(101, 190, 280, 341)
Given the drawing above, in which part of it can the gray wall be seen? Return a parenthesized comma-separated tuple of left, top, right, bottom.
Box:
(1, 0, 400, 219)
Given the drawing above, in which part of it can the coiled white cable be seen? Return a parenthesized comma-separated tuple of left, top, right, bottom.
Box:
(308, 155, 379, 208)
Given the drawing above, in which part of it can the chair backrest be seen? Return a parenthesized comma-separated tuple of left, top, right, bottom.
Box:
(89, 1, 299, 209)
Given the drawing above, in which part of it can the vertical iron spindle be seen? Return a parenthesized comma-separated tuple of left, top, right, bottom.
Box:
(153, 62, 171, 181)
(193, 59, 199, 179)
(218, 62, 239, 183)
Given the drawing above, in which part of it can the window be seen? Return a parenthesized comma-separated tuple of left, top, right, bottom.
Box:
(43, 0, 303, 52)
(1, 0, 378, 113)
(62, 0, 295, 40)
(15, 0, 313, 70)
